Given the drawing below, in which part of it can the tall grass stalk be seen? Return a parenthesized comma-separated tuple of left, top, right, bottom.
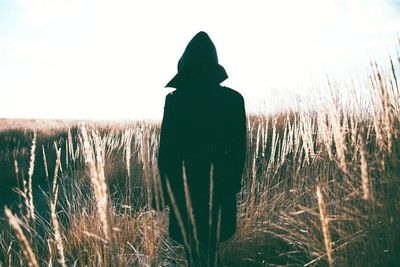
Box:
(182, 163, 200, 257)
(80, 125, 115, 265)
(27, 132, 37, 222)
(4, 208, 38, 267)
(316, 185, 333, 266)
(50, 146, 66, 267)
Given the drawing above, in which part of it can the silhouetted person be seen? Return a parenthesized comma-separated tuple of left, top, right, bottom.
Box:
(158, 31, 246, 267)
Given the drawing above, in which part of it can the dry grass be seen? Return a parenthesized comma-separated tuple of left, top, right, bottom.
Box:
(50, 146, 66, 267)
(0, 57, 399, 266)
(4, 208, 38, 267)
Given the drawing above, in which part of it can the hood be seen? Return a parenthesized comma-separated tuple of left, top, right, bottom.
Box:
(165, 31, 228, 88)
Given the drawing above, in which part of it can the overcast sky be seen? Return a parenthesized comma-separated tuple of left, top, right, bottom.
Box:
(0, 0, 399, 120)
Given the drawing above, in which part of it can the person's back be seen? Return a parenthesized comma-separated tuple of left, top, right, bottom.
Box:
(167, 84, 244, 166)
(158, 31, 246, 267)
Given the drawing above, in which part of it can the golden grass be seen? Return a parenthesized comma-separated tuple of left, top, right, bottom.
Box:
(316, 185, 333, 266)
(4, 208, 38, 267)
(50, 146, 66, 267)
(27, 132, 36, 222)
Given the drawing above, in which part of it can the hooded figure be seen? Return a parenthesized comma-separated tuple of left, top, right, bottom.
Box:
(158, 31, 246, 266)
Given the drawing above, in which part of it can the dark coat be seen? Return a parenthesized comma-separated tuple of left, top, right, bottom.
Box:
(158, 32, 246, 244)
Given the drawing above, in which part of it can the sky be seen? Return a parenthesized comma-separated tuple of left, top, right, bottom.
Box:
(0, 0, 399, 120)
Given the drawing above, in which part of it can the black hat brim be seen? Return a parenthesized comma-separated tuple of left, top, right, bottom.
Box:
(165, 64, 228, 88)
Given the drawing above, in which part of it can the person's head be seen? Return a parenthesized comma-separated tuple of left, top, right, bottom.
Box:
(166, 31, 228, 88)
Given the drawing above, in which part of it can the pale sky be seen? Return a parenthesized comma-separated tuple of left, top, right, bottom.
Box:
(0, 0, 399, 120)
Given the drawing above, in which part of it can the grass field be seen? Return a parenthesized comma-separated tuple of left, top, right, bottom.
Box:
(0, 58, 399, 266)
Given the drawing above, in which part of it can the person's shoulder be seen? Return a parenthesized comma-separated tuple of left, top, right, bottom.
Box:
(220, 86, 244, 101)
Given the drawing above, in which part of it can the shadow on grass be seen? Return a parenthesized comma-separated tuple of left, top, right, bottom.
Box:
(221, 231, 309, 267)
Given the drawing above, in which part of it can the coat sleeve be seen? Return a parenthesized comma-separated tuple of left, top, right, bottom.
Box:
(157, 94, 174, 208)
(232, 94, 247, 193)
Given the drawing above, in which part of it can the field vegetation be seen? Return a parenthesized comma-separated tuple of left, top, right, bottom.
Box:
(0, 57, 399, 266)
